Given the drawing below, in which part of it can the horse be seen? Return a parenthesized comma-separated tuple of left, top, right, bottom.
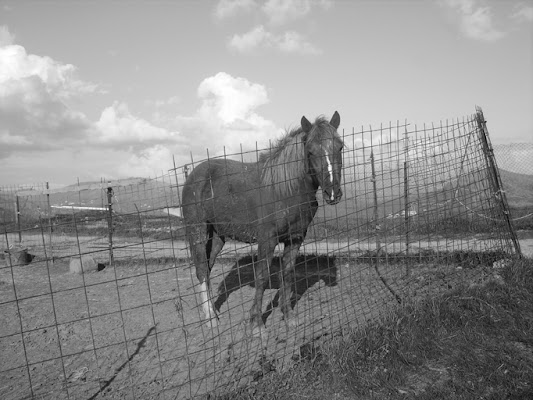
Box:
(214, 254, 338, 325)
(181, 111, 343, 336)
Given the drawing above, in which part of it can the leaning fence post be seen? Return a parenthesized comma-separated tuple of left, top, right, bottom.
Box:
(106, 185, 114, 266)
(172, 155, 182, 206)
(475, 107, 522, 258)
(370, 149, 402, 304)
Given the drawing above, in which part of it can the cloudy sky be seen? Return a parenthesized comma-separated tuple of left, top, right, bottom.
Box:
(1, 0, 532, 185)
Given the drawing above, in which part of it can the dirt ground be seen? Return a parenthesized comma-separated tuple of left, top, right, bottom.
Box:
(0, 234, 530, 399)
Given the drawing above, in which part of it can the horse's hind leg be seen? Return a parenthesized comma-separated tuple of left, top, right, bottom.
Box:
(280, 240, 302, 327)
(250, 237, 277, 336)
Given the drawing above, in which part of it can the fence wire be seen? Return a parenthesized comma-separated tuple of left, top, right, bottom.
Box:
(0, 109, 525, 399)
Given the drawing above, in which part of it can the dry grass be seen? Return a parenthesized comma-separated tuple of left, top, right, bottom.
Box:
(218, 257, 533, 399)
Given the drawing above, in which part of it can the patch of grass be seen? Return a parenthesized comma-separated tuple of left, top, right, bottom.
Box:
(219, 258, 533, 399)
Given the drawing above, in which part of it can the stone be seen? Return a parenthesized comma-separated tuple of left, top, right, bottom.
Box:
(3, 247, 33, 267)
(69, 255, 97, 274)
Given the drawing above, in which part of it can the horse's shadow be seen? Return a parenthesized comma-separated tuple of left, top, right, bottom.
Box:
(214, 254, 338, 325)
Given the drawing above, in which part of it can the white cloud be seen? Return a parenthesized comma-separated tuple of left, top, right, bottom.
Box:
(0, 43, 100, 99)
(0, 26, 181, 166)
(220, 1, 329, 55)
(510, 4, 533, 23)
(461, 6, 505, 41)
(228, 25, 270, 52)
(152, 96, 181, 108)
(0, 25, 15, 46)
(0, 67, 92, 153)
(214, 0, 256, 19)
(170, 72, 280, 159)
(228, 25, 321, 54)
(118, 144, 177, 178)
(0, 26, 281, 181)
(93, 101, 184, 151)
(443, 0, 505, 41)
(197, 72, 269, 123)
(262, 0, 311, 25)
(262, 0, 332, 25)
(276, 30, 321, 54)
(0, 28, 102, 157)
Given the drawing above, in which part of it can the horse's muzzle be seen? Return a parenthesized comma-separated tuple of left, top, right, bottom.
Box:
(324, 188, 342, 205)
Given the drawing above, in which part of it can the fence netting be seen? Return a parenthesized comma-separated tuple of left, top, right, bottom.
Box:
(0, 108, 525, 399)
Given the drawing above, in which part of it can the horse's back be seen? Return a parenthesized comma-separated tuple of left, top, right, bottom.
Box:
(182, 159, 263, 230)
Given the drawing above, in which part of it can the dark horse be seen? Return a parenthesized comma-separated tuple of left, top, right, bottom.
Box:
(182, 112, 343, 335)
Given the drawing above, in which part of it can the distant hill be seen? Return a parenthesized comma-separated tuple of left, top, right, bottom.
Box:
(47, 177, 178, 215)
(0, 177, 180, 225)
(493, 143, 533, 176)
(2, 161, 531, 230)
(314, 165, 532, 225)
(499, 169, 533, 208)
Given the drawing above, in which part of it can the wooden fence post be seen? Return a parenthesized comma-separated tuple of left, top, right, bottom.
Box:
(15, 195, 21, 243)
(404, 161, 411, 277)
(370, 150, 380, 256)
(77, 177, 82, 206)
(107, 185, 114, 266)
(475, 107, 522, 258)
(46, 182, 54, 266)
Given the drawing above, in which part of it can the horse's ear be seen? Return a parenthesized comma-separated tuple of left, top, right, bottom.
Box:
(330, 111, 340, 129)
(301, 116, 313, 133)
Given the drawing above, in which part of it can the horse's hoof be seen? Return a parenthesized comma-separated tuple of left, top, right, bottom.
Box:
(205, 318, 219, 329)
(252, 326, 267, 340)
(285, 317, 299, 328)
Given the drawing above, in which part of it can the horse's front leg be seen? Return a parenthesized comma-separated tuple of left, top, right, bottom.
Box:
(189, 224, 224, 328)
(250, 237, 276, 337)
(280, 239, 302, 327)
(203, 227, 225, 325)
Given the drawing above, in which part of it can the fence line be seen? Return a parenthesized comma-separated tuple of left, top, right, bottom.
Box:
(0, 108, 527, 399)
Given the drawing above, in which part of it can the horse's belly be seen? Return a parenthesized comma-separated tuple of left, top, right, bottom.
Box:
(211, 207, 313, 244)
(205, 185, 317, 244)
(205, 198, 258, 242)
(217, 224, 258, 243)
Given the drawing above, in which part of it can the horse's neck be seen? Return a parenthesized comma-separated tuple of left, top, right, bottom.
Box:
(257, 154, 318, 200)
(286, 174, 319, 202)
(302, 173, 319, 193)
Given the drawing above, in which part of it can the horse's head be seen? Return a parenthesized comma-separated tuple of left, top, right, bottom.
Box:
(301, 111, 344, 205)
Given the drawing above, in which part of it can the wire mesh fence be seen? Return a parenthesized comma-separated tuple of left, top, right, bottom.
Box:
(492, 142, 533, 232)
(0, 108, 525, 399)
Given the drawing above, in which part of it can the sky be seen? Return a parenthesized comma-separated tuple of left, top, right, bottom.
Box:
(0, 0, 532, 185)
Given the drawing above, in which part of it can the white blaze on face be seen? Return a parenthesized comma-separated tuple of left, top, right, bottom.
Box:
(325, 151, 335, 201)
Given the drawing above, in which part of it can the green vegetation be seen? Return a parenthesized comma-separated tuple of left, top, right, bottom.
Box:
(221, 258, 533, 399)
(510, 207, 533, 232)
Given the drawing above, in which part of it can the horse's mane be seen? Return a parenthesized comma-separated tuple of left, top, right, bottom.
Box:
(260, 116, 331, 197)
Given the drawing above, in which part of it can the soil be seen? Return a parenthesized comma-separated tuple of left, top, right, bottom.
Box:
(0, 234, 530, 399)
